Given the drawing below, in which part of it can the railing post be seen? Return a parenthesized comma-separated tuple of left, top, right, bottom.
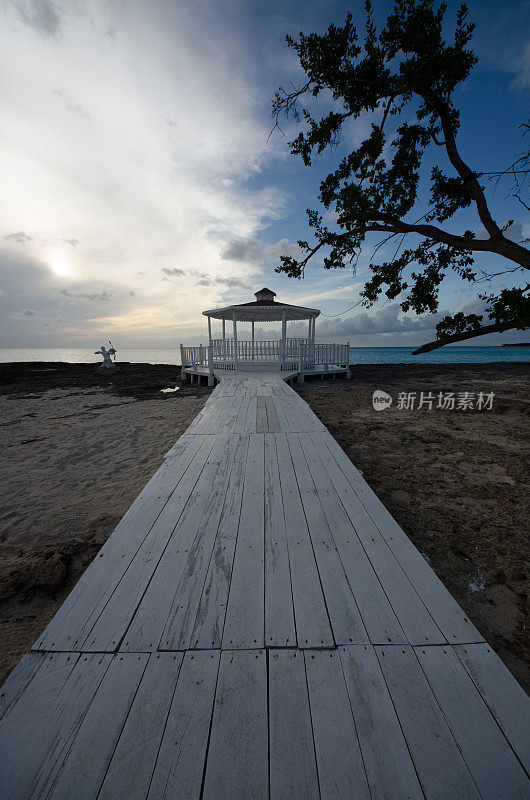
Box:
(297, 340, 304, 383)
(207, 343, 214, 386)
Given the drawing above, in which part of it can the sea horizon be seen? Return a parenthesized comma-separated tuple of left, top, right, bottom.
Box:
(1, 345, 529, 366)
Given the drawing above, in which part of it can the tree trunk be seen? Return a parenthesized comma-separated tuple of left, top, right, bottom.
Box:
(412, 321, 517, 354)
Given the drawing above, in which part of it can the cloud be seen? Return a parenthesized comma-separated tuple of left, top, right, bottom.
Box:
(16, 0, 62, 38)
(221, 236, 302, 266)
(4, 231, 32, 244)
(60, 288, 111, 301)
(52, 89, 91, 120)
(161, 267, 186, 277)
(475, 220, 525, 242)
(315, 304, 444, 338)
(62, 238, 78, 247)
(514, 39, 530, 87)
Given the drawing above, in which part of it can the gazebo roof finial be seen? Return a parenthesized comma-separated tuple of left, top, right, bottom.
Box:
(254, 287, 276, 302)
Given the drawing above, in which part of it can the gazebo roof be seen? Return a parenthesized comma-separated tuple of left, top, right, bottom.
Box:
(203, 288, 320, 322)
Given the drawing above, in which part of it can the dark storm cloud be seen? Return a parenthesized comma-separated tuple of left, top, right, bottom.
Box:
(17, 0, 62, 38)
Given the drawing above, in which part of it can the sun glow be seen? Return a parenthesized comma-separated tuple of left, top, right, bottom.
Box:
(50, 258, 72, 278)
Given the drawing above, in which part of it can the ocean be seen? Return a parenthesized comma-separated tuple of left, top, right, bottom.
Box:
(0, 346, 529, 365)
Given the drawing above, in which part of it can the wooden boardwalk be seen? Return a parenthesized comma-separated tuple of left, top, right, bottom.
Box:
(1, 371, 528, 799)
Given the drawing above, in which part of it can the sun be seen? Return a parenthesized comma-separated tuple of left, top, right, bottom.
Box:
(50, 259, 72, 278)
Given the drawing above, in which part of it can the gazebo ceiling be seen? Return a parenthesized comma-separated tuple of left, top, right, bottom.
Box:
(203, 288, 320, 322)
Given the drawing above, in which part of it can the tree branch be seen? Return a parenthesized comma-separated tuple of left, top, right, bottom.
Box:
(412, 320, 516, 354)
(437, 103, 502, 238)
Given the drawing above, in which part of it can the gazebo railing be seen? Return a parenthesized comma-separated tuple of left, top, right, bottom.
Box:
(180, 339, 350, 376)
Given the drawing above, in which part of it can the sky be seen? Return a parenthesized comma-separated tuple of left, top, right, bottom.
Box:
(0, 0, 529, 349)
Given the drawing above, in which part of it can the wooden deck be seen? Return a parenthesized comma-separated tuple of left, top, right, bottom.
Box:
(1, 371, 528, 799)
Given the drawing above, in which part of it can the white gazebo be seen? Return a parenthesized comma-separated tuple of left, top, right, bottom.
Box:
(180, 288, 350, 385)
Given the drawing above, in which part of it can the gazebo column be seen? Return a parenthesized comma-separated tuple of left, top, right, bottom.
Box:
(281, 310, 287, 369)
(232, 311, 238, 369)
(222, 318, 226, 357)
(307, 318, 311, 342)
(251, 320, 255, 361)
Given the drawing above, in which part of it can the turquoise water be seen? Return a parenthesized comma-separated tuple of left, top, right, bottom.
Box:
(0, 346, 528, 365)
(347, 346, 530, 364)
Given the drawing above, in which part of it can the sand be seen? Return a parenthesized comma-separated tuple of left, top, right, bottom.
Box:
(0, 360, 528, 693)
(0, 363, 210, 685)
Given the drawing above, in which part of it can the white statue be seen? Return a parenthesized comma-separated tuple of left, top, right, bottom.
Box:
(95, 342, 117, 370)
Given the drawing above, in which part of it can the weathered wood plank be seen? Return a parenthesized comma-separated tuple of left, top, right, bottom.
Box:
(290, 433, 403, 645)
(120, 436, 229, 652)
(0, 652, 43, 721)
(265, 396, 282, 432)
(285, 433, 369, 645)
(264, 434, 296, 647)
(189, 436, 250, 649)
(376, 645, 480, 799)
(1, 653, 112, 800)
(305, 649, 370, 800)
(269, 650, 319, 800)
(45, 653, 149, 800)
(317, 431, 483, 644)
(256, 395, 268, 433)
(98, 653, 184, 800)
(81, 436, 220, 652)
(275, 433, 334, 648)
(160, 436, 240, 650)
(222, 434, 265, 649)
(300, 433, 445, 646)
(148, 650, 220, 800)
(340, 644, 424, 800)
(416, 645, 530, 799)
(202, 649, 268, 800)
(454, 643, 530, 774)
(34, 435, 207, 651)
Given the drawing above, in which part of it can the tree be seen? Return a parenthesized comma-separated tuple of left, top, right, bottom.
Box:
(272, 0, 530, 352)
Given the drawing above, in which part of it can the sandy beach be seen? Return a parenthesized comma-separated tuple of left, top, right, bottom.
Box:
(0, 361, 528, 692)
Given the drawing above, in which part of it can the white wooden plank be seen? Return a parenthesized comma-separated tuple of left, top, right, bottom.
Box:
(376, 645, 480, 800)
(46, 653, 149, 800)
(80, 436, 219, 652)
(289, 433, 403, 645)
(0, 652, 43, 721)
(272, 395, 291, 432)
(202, 649, 268, 800)
(222, 434, 265, 649)
(147, 650, 220, 800)
(160, 436, 240, 649)
(264, 434, 296, 647)
(118, 435, 229, 653)
(416, 645, 530, 799)
(340, 644, 424, 800)
(98, 653, 184, 800)
(317, 431, 483, 644)
(232, 397, 251, 433)
(285, 433, 369, 645)
(275, 433, 334, 648)
(304, 649, 370, 800)
(0, 652, 80, 791)
(34, 434, 207, 651)
(454, 643, 530, 774)
(189, 436, 250, 649)
(1, 653, 112, 800)
(243, 395, 258, 433)
(269, 650, 319, 800)
(300, 433, 445, 646)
